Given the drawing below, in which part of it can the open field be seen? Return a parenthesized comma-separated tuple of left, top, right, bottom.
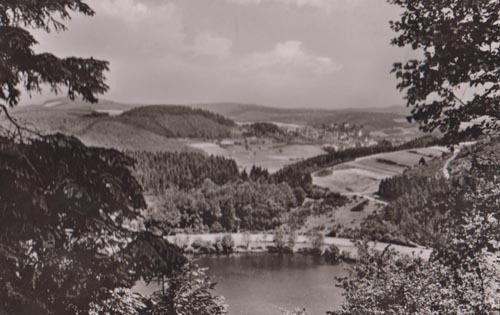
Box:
(190, 141, 327, 173)
(296, 196, 386, 236)
(312, 146, 449, 197)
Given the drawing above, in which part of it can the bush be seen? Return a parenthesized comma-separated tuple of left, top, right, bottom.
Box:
(289, 207, 312, 229)
(323, 244, 341, 264)
(221, 234, 235, 254)
(309, 230, 325, 255)
(324, 192, 349, 208)
(210, 222, 224, 233)
(242, 232, 251, 249)
(350, 200, 369, 212)
(273, 227, 287, 250)
(191, 239, 214, 254)
(315, 169, 333, 177)
(287, 229, 298, 250)
(213, 237, 223, 254)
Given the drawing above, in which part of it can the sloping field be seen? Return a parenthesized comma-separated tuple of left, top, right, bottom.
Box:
(312, 146, 449, 196)
(190, 142, 326, 173)
(77, 120, 193, 152)
(6, 109, 193, 152)
(8, 100, 237, 152)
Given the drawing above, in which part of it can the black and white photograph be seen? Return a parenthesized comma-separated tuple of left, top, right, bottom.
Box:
(0, 0, 499, 314)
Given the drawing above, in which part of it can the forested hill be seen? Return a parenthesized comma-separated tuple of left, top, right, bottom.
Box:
(358, 137, 500, 247)
(118, 105, 235, 138)
(9, 100, 236, 151)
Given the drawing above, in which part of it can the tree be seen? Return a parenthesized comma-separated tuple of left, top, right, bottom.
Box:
(0, 134, 186, 314)
(334, 210, 499, 314)
(389, 0, 499, 143)
(150, 265, 227, 315)
(0, 0, 108, 109)
(335, 140, 500, 314)
(221, 234, 235, 254)
(323, 244, 341, 264)
(273, 226, 287, 250)
(309, 230, 324, 255)
(0, 2, 222, 314)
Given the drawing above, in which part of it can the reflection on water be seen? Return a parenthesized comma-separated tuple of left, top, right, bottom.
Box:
(195, 253, 346, 315)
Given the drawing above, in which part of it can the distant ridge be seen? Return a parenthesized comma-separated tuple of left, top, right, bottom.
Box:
(189, 102, 411, 131)
(189, 102, 410, 116)
(33, 97, 139, 111)
(7, 98, 415, 151)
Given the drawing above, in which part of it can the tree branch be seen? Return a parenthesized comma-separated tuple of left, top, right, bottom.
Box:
(0, 104, 45, 142)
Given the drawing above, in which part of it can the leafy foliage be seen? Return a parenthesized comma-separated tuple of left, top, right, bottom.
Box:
(368, 139, 499, 246)
(220, 235, 235, 254)
(336, 139, 500, 314)
(145, 179, 297, 233)
(323, 244, 341, 264)
(0, 2, 227, 314)
(148, 265, 228, 315)
(0, 134, 185, 314)
(389, 0, 500, 142)
(0, 0, 108, 107)
(335, 241, 498, 314)
(243, 122, 284, 138)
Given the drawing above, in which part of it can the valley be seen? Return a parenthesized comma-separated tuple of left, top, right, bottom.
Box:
(6, 99, 481, 256)
(9, 98, 424, 171)
(3, 99, 498, 314)
(3, 1, 498, 314)
(7, 100, 446, 241)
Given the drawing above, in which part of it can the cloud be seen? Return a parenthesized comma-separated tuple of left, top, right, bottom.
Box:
(88, 1, 230, 60)
(88, 0, 185, 58)
(223, 0, 364, 11)
(190, 32, 233, 59)
(239, 41, 341, 75)
(97, 0, 150, 20)
(29, 0, 391, 108)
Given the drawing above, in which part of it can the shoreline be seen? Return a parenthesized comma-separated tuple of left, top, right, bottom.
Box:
(166, 233, 432, 261)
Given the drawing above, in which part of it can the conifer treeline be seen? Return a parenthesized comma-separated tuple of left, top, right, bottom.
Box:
(244, 122, 284, 137)
(122, 105, 236, 127)
(273, 135, 442, 195)
(128, 150, 240, 192)
(361, 139, 500, 246)
(378, 175, 448, 201)
(126, 151, 304, 233)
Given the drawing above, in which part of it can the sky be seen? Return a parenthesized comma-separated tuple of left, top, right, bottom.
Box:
(27, 0, 416, 109)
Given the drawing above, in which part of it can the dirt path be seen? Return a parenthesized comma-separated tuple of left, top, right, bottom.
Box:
(343, 192, 388, 206)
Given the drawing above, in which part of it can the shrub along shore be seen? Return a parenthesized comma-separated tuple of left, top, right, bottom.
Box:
(165, 233, 432, 262)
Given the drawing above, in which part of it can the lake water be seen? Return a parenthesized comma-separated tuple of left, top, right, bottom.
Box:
(196, 253, 346, 315)
(135, 253, 347, 314)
